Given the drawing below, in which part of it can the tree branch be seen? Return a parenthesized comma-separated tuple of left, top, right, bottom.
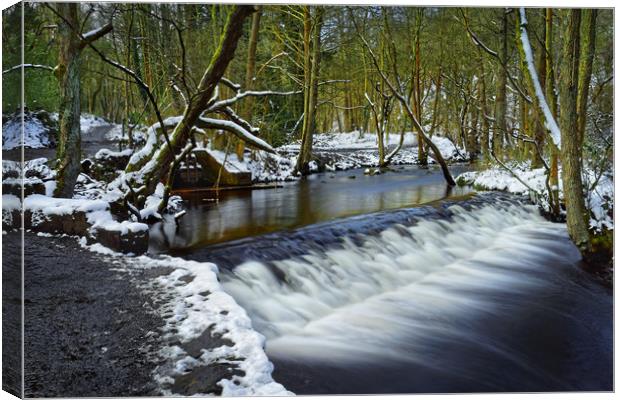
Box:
(3, 64, 54, 74)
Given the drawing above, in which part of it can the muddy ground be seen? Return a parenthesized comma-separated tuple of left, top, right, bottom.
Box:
(3, 231, 166, 397)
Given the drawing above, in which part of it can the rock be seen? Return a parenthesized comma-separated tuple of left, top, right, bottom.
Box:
(89, 148, 133, 182)
(89, 226, 149, 255)
(3, 178, 46, 197)
(24, 209, 90, 236)
(364, 168, 371, 175)
(2, 209, 20, 231)
(193, 149, 251, 187)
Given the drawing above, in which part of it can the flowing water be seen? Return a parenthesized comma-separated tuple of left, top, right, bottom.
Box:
(161, 166, 612, 394)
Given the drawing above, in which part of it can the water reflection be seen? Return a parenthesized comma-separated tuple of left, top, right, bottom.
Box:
(150, 164, 473, 253)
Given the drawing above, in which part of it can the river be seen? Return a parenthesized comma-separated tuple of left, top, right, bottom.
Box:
(153, 165, 612, 394)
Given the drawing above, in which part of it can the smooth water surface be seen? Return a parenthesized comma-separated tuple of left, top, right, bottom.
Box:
(150, 164, 473, 253)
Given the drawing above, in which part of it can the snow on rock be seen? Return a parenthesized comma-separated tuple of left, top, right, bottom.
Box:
(207, 149, 251, 173)
(23, 194, 147, 235)
(2, 194, 21, 228)
(94, 148, 133, 160)
(140, 182, 183, 221)
(247, 151, 297, 182)
(126, 255, 292, 396)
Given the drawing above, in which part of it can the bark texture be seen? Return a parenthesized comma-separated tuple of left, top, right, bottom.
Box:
(559, 9, 590, 252)
(54, 4, 83, 198)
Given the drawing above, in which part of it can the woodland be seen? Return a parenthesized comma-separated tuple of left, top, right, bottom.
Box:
(1, 3, 614, 265)
(1, 3, 615, 397)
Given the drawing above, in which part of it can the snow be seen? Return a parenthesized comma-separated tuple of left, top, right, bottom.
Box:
(247, 151, 297, 182)
(279, 130, 416, 152)
(2, 113, 51, 149)
(94, 148, 133, 160)
(205, 149, 250, 173)
(457, 162, 613, 231)
(583, 169, 614, 231)
(457, 164, 548, 195)
(519, 8, 562, 149)
(2, 194, 21, 227)
(24, 194, 148, 234)
(118, 255, 292, 396)
(80, 113, 110, 134)
(2, 194, 21, 211)
(105, 123, 148, 144)
(140, 183, 165, 221)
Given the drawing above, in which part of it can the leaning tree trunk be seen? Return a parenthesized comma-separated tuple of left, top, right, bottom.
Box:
(559, 9, 591, 253)
(125, 5, 255, 203)
(546, 8, 561, 217)
(531, 9, 547, 169)
(54, 3, 83, 198)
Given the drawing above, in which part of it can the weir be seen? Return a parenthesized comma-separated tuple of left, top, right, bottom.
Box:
(151, 166, 611, 394)
(212, 194, 612, 393)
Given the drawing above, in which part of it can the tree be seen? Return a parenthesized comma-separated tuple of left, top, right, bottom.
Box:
(295, 6, 324, 175)
(53, 4, 112, 197)
(351, 7, 456, 186)
(559, 9, 590, 253)
(237, 5, 263, 161)
(123, 5, 256, 204)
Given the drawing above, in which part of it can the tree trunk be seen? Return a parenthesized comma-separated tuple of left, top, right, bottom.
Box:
(531, 9, 547, 168)
(237, 6, 262, 160)
(559, 9, 590, 253)
(413, 12, 427, 166)
(577, 9, 597, 150)
(546, 8, 561, 217)
(494, 9, 508, 160)
(477, 51, 490, 163)
(295, 7, 323, 175)
(54, 3, 82, 198)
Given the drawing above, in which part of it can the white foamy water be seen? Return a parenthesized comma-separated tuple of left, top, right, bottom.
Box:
(221, 202, 581, 367)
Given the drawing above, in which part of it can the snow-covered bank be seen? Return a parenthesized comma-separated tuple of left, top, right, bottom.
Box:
(280, 130, 417, 151)
(279, 131, 465, 164)
(2, 111, 54, 149)
(456, 163, 613, 231)
(70, 248, 290, 396)
(2, 111, 113, 150)
(136, 256, 292, 396)
(201, 132, 465, 183)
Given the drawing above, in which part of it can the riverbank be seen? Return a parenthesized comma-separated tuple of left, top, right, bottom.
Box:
(8, 231, 165, 397)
